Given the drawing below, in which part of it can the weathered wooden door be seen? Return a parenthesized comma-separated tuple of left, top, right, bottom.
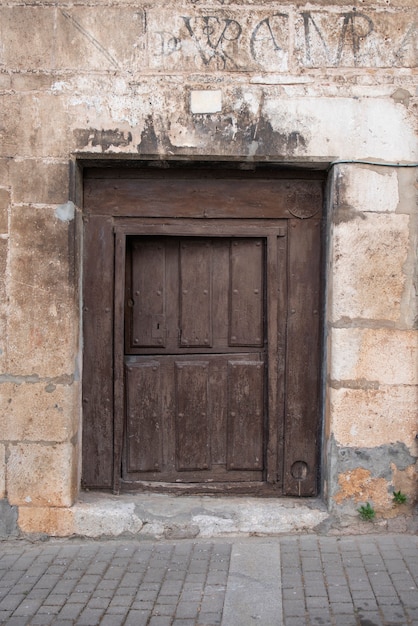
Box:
(82, 165, 324, 496)
(124, 235, 270, 483)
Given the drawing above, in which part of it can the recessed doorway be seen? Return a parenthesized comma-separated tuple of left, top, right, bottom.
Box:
(81, 163, 324, 496)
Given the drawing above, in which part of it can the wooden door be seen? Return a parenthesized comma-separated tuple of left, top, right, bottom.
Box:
(124, 236, 269, 483)
(81, 165, 324, 496)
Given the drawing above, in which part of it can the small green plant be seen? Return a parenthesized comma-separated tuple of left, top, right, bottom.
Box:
(392, 490, 407, 504)
(358, 502, 376, 521)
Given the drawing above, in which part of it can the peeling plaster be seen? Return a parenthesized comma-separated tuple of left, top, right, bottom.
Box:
(55, 201, 75, 223)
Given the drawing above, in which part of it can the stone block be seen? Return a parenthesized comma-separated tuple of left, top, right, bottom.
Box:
(330, 385, 418, 448)
(147, 10, 289, 72)
(333, 468, 391, 510)
(0, 238, 7, 369)
(6, 94, 71, 159)
(0, 444, 5, 499)
(0, 95, 18, 157)
(0, 73, 11, 90)
(18, 505, 75, 536)
(7, 442, 77, 507)
(0, 382, 79, 443)
(330, 328, 418, 385)
(11, 73, 57, 92)
(10, 160, 69, 205)
(0, 158, 10, 187)
(336, 166, 399, 213)
(0, 7, 55, 70)
(0, 188, 9, 233)
(330, 214, 409, 322)
(8, 205, 77, 377)
(55, 8, 146, 72)
(262, 96, 417, 162)
(397, 167, 418, 215)
(294, 9, 417, 69)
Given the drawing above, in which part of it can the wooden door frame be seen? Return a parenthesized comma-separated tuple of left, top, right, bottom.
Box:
(113, 219, 286, 493)
(81, 161, 325, 496)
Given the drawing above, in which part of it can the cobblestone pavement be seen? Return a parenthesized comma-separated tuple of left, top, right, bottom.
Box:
(0, 534, 417, 626)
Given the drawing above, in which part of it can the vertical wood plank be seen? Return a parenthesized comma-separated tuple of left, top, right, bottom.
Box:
(227, 360, 264, 470)
(284, 218, 322, 496)
(229, 239, 264, 347)
(125, 361, 162, 473)
(113, 231, 126, 493)
(208, 356, 228, 466)
(175, 361, 210, 470)
(130, 239, 166, 349)
(275, 233, 288, 488)
(82, 215, 114, 489)
(179, 240, 212, 347)
(211, 240, 230, 349)
(265, 235, 279, 485)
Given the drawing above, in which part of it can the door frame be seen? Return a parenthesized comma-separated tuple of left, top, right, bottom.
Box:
(81, 162, 325, 496)
(114, 219, 286, 492)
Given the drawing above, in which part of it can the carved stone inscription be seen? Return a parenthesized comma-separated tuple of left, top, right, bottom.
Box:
(148, 9, 416, 71)
(23, 7, 415, 73)
(149, 12, 289, 71)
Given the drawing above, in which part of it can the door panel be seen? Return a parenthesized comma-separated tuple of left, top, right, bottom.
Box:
(125, 360, 162, 472)
(175, 361, 210, 471)
(123, 234, 269, 484)
(123, 354, 265, 483)
(179, 241, 212, 348)
(227, 360, 265, 471)
(130, 240, 166, 349)
(229, 239, 264, 347)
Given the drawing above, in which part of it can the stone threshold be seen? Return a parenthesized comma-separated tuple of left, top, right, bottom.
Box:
(18, 491, 331, 539)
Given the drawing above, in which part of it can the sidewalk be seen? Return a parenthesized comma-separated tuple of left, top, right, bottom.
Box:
(0, 534, 417, 626)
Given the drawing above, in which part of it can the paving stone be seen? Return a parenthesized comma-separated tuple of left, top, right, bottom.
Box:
(123, 610, 151, 625)
(0, 535, 418, 626)
(75, 607, 106, 624)
(148, 616, 172, 626)
(56, 603, 84, 620)
(197, 612, 222, 625)
(175, 600, 200, 618)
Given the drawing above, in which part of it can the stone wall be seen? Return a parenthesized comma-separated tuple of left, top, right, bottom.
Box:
(0, 0, 417, 536)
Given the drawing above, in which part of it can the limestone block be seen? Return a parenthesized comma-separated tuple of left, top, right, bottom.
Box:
(10, 160, 69, 205)
(330, 385, 418, 448)
(55, 8, 146, 72)
(6, 94, 71, 159)
(0, 382, 79, 443)
(262, 96, 417, 162)
(0, 159, 10, 187)
(330, 328, 418, 385)
(147, 10, 289, 72)
(0, 188, 10, 233)
(0, 444, 5, 499)
(0, 239, 7, 369)
(330, 214, 409, 322)
(0, 96, 17, 157)
(8, 205, 77, 377)
(0, 75, 11, 91)
(336, 166, 399, 213)
(18, 506, 74, 537)
(294, 9, 417, 69)
(11, 73, 57, 92)
(397, 168, 418, 215)
(7, 442, 77, 507)
(333, 468, 391, 510)
(0, 7, 55, 70)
